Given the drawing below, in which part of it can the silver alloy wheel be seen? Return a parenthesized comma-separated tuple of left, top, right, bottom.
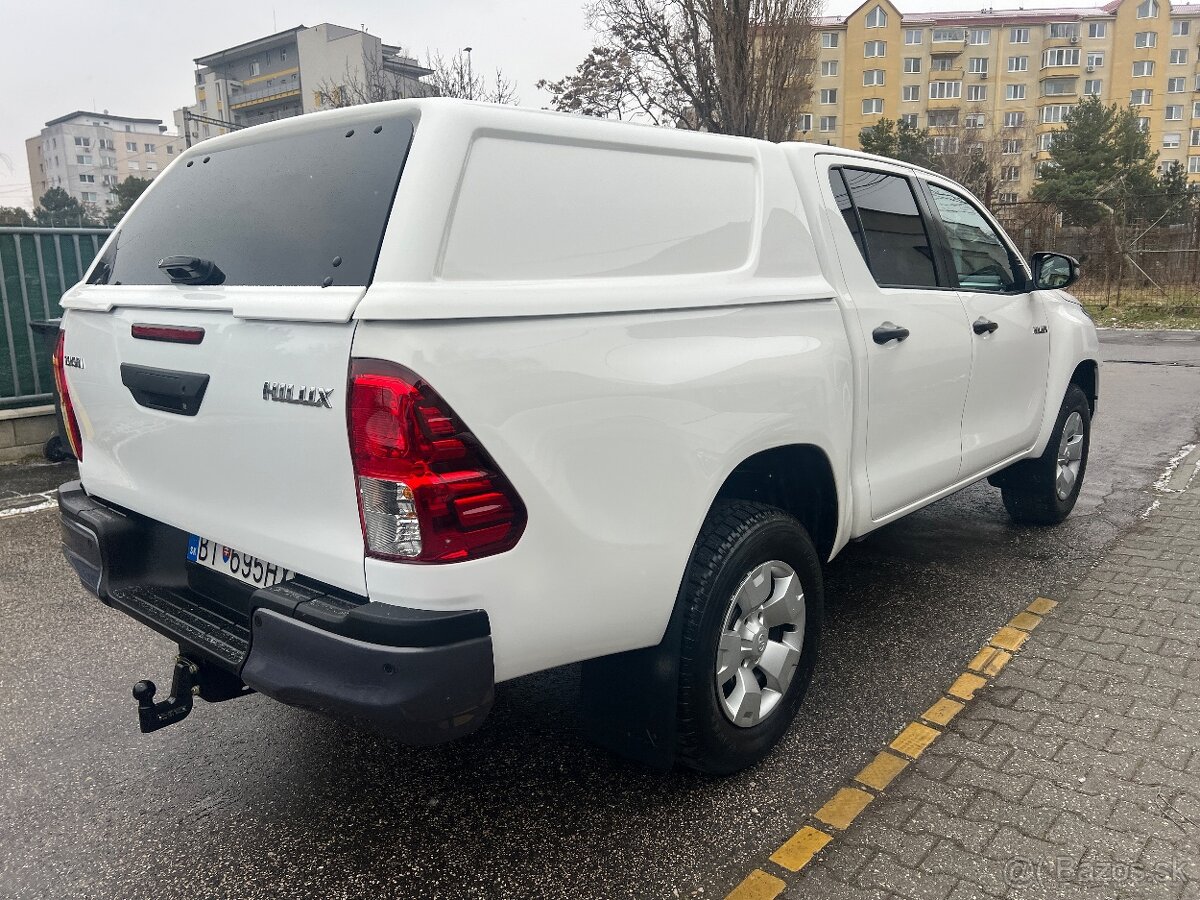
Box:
(1056, 411, 1085, 500)
(715, 560, 806, 728)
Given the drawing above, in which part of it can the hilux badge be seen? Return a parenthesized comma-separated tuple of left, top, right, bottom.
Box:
(262, 382, 334, 408)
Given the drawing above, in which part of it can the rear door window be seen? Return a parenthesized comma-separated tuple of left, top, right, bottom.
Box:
(92, 119, 414, 288)
(830, 167, 941, 289)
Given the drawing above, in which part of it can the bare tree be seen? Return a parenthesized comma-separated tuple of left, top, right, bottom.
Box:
(315, 49, 517, 110)
(541, 0, 819, 140)
(424, 50, 518, 103)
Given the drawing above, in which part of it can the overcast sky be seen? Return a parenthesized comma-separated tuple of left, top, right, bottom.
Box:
(0, 0, 1108, 210)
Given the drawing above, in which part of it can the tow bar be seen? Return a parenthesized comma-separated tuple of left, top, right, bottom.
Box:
(132, 655, 252, 733)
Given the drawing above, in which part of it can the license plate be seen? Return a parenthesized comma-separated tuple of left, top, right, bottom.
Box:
(186, 535, 293, 589)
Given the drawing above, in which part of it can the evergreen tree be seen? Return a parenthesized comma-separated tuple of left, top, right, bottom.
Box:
(858, 118, 933, 168)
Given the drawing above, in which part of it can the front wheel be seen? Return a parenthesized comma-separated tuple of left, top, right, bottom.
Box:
(1000, 383, 1091, 526)
(675, 501, 823, 774)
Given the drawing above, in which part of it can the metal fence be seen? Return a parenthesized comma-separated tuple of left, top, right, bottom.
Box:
(993, 198, 1200, 313)
(0, 227, 111, 409)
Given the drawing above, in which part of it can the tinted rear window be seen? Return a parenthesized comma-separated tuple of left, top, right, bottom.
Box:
(93, 118, 413, 287)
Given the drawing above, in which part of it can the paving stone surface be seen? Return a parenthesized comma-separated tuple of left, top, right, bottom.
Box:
(788, 467, 1200, 900)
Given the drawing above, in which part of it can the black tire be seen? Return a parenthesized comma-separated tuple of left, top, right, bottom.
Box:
(1000, 383, 1091, 526)
(675, 501, 823, 775)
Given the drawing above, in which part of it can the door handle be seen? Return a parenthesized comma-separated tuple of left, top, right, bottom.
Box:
(872, 322, 911, 345)
(973, 317, 999, 335)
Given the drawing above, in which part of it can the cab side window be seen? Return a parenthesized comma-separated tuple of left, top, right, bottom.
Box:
(829, 167, 940, 289)
(926, 183, 1022, 293)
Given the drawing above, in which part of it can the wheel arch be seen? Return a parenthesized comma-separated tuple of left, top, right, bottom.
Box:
(1069, 358, 1098, 414)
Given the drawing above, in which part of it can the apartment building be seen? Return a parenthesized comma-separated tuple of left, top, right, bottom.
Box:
(25, 111, 179, 211)
(806, 0, 1200, 199)
(175, 23, 434, 144)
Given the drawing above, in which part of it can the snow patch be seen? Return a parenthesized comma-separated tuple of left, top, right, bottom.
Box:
(1153, 443, 1198, 493)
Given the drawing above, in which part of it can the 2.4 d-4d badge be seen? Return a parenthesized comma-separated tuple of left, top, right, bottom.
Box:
(262, 382, 334, 408)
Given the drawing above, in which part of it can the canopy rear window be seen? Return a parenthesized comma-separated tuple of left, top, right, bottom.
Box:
(92, 118, 413, 288)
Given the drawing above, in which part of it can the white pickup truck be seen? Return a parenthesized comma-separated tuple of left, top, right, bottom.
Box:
(55, 99, 1098, 773)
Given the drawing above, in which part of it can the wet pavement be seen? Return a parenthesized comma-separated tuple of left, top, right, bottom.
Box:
(0, 329, 1198, 900)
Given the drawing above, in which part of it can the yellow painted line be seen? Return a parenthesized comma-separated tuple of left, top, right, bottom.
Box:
(855, 750, 910, 791)
(948, 672, 988, 701)
(921, 696, 965, 727)
(814, 787, 874, 830)
(721, 597, 1059, 900)
(890, 721, 942, 759)
(990, 625, 1030, 652)
(1008, 611, 1043, 632)
(770, 826, 832, 872)
(1027, 597, 1058, 615)
(726, 869, 786, 900)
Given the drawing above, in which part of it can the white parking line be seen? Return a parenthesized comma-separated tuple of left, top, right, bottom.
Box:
(0, 492, 59, 519)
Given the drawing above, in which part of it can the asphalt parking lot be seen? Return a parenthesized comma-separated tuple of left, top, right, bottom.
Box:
(1, 328, 1198, 900)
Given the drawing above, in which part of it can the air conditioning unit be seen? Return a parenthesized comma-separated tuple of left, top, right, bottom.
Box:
(980, 71, 989, 78)
(1086, 65, 1095, 72)
(1069, 35, 1078, 43)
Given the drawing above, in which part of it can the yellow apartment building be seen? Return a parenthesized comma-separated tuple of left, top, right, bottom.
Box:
(804, 0, 1200, 199)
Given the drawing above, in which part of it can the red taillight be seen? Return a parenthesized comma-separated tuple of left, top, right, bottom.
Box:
(51, 330, 84, 461)
(131, 323, 205, 344)
(348, 359, 526, 563)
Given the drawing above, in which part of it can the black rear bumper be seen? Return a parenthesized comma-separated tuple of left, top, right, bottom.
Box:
(58, 481, 494, 744)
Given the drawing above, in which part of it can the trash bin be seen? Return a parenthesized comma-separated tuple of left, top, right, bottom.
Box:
(28, 318, 75, 462)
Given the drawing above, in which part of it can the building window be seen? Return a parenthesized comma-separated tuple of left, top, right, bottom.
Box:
(166, 145, 174, 155)
(73, 136, 90, 147)
(929, 80, 963, 99)
(1004, 111, 1025, 127)
(1088, 21, 1107, 38)
(1190, 157, 1200, 174)
(1003, 139, 1023, 154)
(76, 154, 92, 164)
(1172, 20, 1190, 35)
(1008, 56, 1029, 72)
(1170, 49, 1188, 65)
(821, 60, 839, 76)
(129, 160, 141, 170)
(931, 55, 956, 71)
(146, 162, 158, 171)
(250, 60, 261, 76)
(1007, 84, 1026, 100)
(864, 69, 885, 86)
(998, 192, 1019, 204)
(1195, 100, 1200, 116)
(933, 27, 965, 42)
(144, 143, 155, 152)
(966, 112, 986, 128)
(281, 47, 288, 60)
(969, 28, 990, 44)
(1164, 133, 1181, 148)
(1133, 60, 1155, 77)
(798, 113, 813, 132)
(1191, 128, 1200, 147)
(1041, 104, 1074, 123)
(126, 141, 137, 151)
(1043, 48, 1080, 68)
(81, 191, 97, 202)
(862, 98, 884, 115)
(1169, 77, 1186, 93)
(900, 113, 919, 127)
(1001, 165, 1021, 181)
(78, 174, 95, 183)
(1166, 106, 1184, 121)
(905, 29, 923, 44)
(1010, 27, 1030, 43)
(1137, 116, 1150, 131)
(1048, 23, 1079, 39)
(969, 57, 988, 74)
(1136, 0, 1157, 18)
(968, 85, 988, 101)
(819, 116, 837, 132)
(1043, 78, 1076, 96)
(1038, 132, 1056, 151)
(821, 32, 839, 49)
(1087, 52, 1104, 68)
(928, 110, 959, 127)
(904, 57, 922, 73)
(903, 84, 921, 101)
(820, 89, 838, 104)
(1130, 89, 1152, 105)
(931, 135, 960, 153)
(865, 41, 886, 57)
(1134, 32, 1156, 48)
(1084, 79, 1102, 95)
(866, 6, 887, 27)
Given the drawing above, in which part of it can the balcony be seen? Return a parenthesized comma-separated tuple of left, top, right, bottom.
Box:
(229, 80, 302, 110)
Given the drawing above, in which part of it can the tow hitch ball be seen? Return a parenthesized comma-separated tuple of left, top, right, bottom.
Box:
(132, 657, 199, 733)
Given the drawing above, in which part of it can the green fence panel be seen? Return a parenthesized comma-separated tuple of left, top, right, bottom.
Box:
(0, 228, 110, 409)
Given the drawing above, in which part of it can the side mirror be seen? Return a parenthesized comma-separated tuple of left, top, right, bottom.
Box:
(1030, 252, 1079, 291)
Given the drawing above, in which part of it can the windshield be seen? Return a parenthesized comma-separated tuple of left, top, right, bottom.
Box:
(90, 117, 414, 288)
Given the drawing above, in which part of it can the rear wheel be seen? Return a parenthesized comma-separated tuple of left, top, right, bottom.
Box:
(1000, 383, 1091, 525)
(676, 501, 823, 774)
